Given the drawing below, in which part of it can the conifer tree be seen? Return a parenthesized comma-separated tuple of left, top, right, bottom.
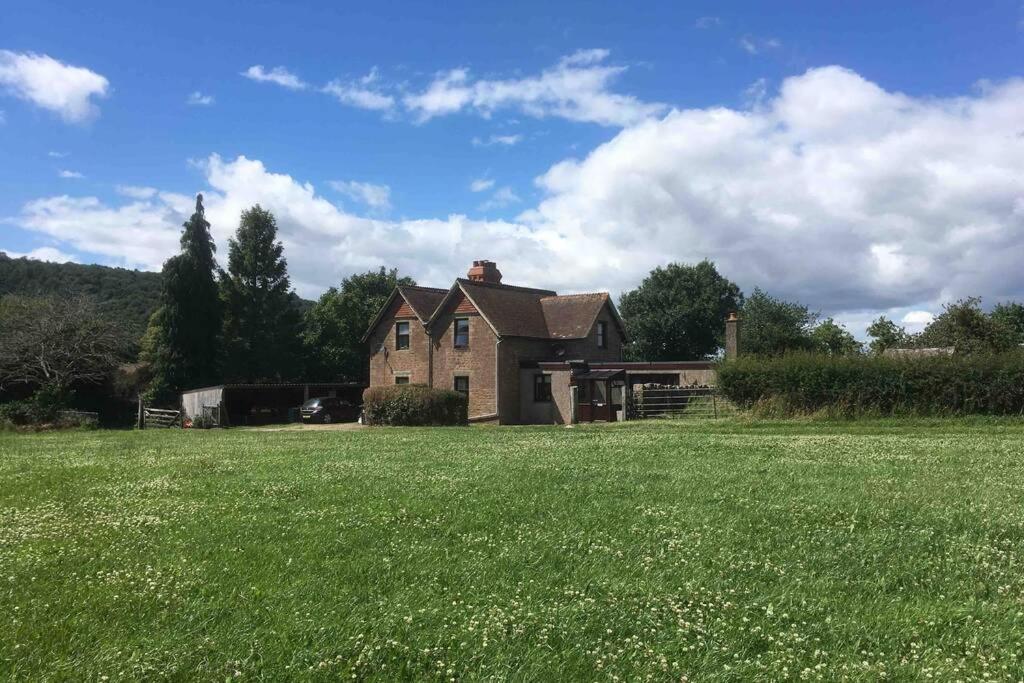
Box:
(220, 205, 303, 381)
(145, 194, 222, 403)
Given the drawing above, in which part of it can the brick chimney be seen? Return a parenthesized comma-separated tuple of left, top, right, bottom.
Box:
(467, 260, 502, 284)
(725, 311, 741, 360)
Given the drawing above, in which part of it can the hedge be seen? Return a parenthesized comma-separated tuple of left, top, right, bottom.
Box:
(362, 385, 468, 426)
(717, 352, 1024, 417)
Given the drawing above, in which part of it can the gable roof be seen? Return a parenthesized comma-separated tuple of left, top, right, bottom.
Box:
(426, 279, 625, 341)
(541, 292, 623, 339)
(360, 285, 448, 343)
(398, 285, 447, 322)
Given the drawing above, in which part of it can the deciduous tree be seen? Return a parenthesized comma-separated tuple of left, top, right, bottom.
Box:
(302, 267, 415, 381)
(619, 261, 742, 360)
(740, 288, 817, 355)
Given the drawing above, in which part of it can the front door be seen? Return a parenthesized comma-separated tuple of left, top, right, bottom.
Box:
(576, 379, 618, 422)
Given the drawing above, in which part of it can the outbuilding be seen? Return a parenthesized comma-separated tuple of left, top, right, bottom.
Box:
(180, 382, 364, 426)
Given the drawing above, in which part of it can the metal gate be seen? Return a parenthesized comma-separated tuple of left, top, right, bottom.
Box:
(627, 385, 735, 420)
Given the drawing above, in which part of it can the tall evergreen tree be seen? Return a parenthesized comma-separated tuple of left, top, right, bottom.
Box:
(145, 194, 222, 404)
(220, 205, 303, 381)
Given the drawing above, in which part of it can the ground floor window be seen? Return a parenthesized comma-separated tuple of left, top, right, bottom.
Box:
(395, 376, 410, 385)
(454, 376, 469, 397)
(534, 373, 552, 402)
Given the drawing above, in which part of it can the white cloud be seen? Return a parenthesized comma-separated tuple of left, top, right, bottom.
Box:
(47, 150, 68, 158)
(695, 16, 721, 29)
(740, 36, 781, 55)
(322, 67, 395, 111)
(403, 49, 665, 127)
(328, 180, 391, 211)
(472, 133, 524, 147)
(116, 185, 158, 199)
(242, 65, 307, 90)
(58, 169, 83, 179)
(187, 91, 214, 106)
(470, 178, 495, 192)
(0, 109, 4, 124)
(0, 51, 109, 123)
(3, 246, 78, 263)
(902, 310, 935, 331)
(14, 67, 1024, 315)
(479, 186, 520, 211)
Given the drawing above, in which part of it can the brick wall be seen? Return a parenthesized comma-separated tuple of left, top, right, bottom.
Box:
(430, 304, 499, 419)
(368, 297, 431, 387)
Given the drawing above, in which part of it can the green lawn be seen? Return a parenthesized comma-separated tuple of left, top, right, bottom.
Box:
(2, 420, 1024, 680)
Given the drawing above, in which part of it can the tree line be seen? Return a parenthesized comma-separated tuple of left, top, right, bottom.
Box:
(619, 260, 1024, 360)
(2, 208, 1023, 422)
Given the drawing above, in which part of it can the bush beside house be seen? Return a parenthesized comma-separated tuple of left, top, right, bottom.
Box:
(362, 385, 468, 426)
(718, 352, 1024, 417)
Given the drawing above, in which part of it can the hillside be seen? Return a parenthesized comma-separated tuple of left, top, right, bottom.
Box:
(0, 252, 163, 335)
(0, 253, 315, 337)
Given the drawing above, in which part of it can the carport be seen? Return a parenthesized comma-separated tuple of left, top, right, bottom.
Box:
(180, 382, 364, 426)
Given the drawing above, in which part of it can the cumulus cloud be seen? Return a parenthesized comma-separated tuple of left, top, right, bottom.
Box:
(403, 49, 666, 127)
(328, 180, 392, 211)
(187, 91, 214, 106)
(322, 67, 395, 111)
(0, 51, 109, 123)
(242, 65, 307, 90)
(469, 178, 495, 192)
(13, 66, 1024, 316)
(58, 169, 83, 179)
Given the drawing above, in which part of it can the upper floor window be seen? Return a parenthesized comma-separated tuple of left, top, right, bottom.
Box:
(597, 321, 608, 348)
(454, 375, 469, 396)
(534, 373, 552, 402)
(395, 321, 410, 350)
(454, 318, 470, 348)
(394, 375, 410, 385)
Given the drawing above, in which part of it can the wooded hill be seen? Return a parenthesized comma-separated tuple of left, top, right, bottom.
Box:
(0, 252, 313, 338)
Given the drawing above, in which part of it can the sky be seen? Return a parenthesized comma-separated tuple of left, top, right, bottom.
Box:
(2, 0, 1023, 338)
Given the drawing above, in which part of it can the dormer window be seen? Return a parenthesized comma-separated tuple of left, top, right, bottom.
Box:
(395, 321, 410, 350)
(454, 318, 470, 348)
(597, 321, 607, 349)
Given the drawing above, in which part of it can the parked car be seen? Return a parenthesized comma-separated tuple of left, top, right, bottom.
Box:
(299, 397, 359, 424)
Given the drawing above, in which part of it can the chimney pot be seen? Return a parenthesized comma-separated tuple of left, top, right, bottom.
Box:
(467, 260, 502, 284)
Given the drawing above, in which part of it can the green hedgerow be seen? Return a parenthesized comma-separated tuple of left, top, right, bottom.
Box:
(717, 351, 1024, 417)
(362, 384, 468, 426)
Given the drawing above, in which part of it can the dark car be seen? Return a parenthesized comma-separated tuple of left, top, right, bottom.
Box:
(300, 397, 359, 424)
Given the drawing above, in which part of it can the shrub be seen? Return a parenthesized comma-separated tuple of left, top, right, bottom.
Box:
(717, 351, 1024, 417)
(362, 385, 468, 426)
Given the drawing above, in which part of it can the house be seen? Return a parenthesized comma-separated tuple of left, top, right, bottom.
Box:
(363, 260, 720, 424)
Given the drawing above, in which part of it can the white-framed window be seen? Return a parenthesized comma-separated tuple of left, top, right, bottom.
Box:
(454, 318, 470, 348)
(395, 321, 410, 350)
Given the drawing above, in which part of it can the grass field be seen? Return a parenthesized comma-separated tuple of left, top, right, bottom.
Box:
(2, 419, 1024, 680)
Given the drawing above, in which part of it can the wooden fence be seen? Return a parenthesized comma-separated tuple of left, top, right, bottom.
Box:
(627, 385, 736, 420)
(142, 407, 180, 429)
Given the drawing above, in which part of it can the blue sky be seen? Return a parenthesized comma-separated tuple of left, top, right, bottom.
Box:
(2, 0, 1024, 336)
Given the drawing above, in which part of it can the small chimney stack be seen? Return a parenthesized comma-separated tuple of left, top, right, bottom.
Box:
(725, 311, 741, 360)
(467, 260, 502, 284)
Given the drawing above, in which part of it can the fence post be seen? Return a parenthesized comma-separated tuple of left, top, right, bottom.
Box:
(712, 391, 718, 419)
